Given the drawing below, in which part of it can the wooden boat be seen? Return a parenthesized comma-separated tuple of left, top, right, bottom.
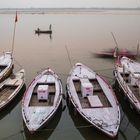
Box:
(114, 56, 140, 113)
(22, 68, 62, 133)
(66, 63, 120, 137)
(35, 25, 52, 35)
(0, 69, 25, 110)
(95, 48, 137, 59)
(0, 52, 14, 82)
(35, 29, 52, 34)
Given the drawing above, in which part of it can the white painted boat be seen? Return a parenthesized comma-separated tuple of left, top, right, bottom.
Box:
(114, 56, 140, 113)
(0, 69, 25, 110)
(0, 52, 13, 82)
(67, 63, 120, 137)
(22, 68, 62, 133)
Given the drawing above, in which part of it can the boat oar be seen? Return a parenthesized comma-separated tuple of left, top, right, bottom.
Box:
(111, 32, 119, 59)
(111, 32, 119, 49)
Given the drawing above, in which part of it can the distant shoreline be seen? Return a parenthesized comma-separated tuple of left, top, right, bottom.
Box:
(0, 7, 140, 14)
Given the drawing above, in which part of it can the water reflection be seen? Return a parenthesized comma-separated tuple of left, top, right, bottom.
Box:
(35, 31, 52, 40)
(34, 24, 52, 40)
(0, 10, 140, 140)
(66, 96, 118, 140)
(24, 102, 63, 140)
(114, 81, 140, 140)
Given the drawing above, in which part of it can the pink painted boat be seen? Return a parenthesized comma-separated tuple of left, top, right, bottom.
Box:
(67, 63, 120, 137)
(22, 68, 62, 133)
(114, 56, 140, 113)
(95, 48, 137, 59)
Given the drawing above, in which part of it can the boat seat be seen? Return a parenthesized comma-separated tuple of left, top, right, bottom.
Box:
(87, 95, 103, 108)
(94, 87, 102, 92)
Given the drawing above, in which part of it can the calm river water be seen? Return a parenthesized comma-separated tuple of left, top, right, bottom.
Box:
(0, 9, 140, 140)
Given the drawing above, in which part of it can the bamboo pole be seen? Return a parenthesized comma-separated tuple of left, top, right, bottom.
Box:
(11, 12, 18, 57)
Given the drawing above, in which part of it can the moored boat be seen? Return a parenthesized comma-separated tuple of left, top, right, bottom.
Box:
(66, 63, 120, 137)
(35, 29, 52, 34)
(114, 56, 140, 113)
(22, 68, 62, 133)
(35, 25, 52, 35)
(0, 52, 14, 82)
(0, 69, 25, 110)
(95, 48, 137, 59)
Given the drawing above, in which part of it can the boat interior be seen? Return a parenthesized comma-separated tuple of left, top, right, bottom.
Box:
(73, 79, 111, 108)
(0, 65, 7, 72)
(29, 82, 55, 106)
(0, 85, 18, 103)
(120, 72, 140, 102)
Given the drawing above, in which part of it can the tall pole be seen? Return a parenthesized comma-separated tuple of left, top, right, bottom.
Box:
(11, 11, 18, 57)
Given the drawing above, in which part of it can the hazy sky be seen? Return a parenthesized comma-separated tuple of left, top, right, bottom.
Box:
(0, 0, 139, 8)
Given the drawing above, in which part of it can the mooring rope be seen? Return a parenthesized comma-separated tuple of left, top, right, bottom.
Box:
(13, 57, 23, 69)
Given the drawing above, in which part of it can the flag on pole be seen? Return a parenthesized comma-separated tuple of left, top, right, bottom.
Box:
(15, 12, 18, 22)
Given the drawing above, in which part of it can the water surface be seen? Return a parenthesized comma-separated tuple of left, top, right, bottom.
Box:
(0, 9, 140, 140)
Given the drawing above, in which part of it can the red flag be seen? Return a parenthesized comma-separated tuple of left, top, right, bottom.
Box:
(15, 12, 18, 22)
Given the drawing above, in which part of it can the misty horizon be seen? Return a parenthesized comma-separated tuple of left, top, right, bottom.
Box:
(0, 0, 140, 9)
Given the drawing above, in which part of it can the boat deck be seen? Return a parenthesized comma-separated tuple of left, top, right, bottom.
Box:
(73, 79, 111, 108)
(29, 83, 55, 106)
(0, 85, 17, 103)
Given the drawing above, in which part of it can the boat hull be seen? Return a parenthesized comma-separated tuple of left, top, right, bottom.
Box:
(35, 30, 52, 34)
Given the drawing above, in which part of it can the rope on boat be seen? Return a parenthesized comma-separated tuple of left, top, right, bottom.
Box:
(91, 118, 120, 129)
(13, 57, 23, 69)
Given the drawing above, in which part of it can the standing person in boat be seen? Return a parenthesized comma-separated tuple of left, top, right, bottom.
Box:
(49, 24, 52, 30)
(37, 27, 40, 32)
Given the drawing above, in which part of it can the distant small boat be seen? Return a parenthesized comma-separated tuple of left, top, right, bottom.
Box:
(0, 69, 25, 110)
(35, 29, 52, 34)
(22, 68, 62, 133)
(114, 56, 140, 113)
(35, 24, 52, 34)
(0, 52, 14, 82)
(66, 63, 120, 138)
